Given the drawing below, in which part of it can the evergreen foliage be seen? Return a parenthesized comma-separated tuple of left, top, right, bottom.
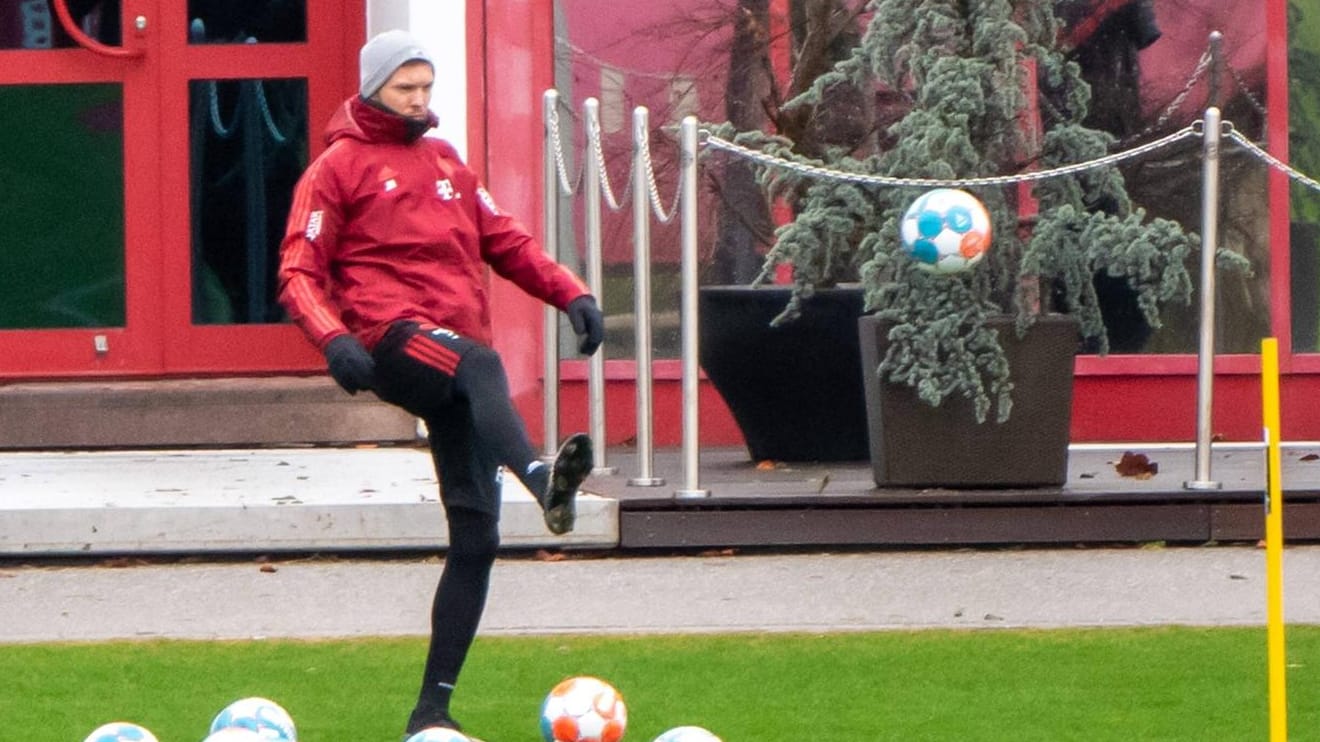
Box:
(714, 0, 1249, 422)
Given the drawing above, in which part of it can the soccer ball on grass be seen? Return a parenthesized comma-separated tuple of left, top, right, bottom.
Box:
(899, 187, 992, 274)
(652, 726, 723, 742)
(203, 730, 266, 742)
(539, 675, 628, 742)
(209, 696, 297, 741)
(405, 729, 472, 742)
(82, 722, 160, 742)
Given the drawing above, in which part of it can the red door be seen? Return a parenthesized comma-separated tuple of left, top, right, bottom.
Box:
(0, 0, 361, 378)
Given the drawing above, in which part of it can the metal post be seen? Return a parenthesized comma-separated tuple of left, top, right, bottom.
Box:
(628, 106, 663, 487)
(675, 117, 709, 498)
(1206, 31, 1223, 110)
(583, 98, 617, 475)
(541, 90, 561, 458)
(1185, 105, 1222, 491)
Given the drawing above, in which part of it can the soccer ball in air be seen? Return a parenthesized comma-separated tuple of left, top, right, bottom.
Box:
(652, 726, 723, 742)
(209, 696, 297, 741)
(405, 729, 472, 742)
(539, 676, 628, 742)
(899, 188, 992, 274)
(81, 722, 160, 742)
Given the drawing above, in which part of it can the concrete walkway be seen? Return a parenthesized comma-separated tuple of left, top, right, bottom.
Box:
(2, 545, 1318, 643)
(5, 442, 1320, 556)
(0, 448, 617, 555)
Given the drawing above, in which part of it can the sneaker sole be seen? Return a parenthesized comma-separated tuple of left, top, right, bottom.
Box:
(544, 433, 593, 535)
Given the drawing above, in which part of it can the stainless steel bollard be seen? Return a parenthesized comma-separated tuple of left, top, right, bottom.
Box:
(1185, 104, 1223, 491)
(628, 106, 664, 487)
(542, 90, 561, 458)
(583, 98, 617, 475)
(675, 116, 709, 498)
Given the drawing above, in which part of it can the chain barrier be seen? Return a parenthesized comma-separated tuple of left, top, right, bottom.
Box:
(638, 124, 684, 224)
(1120, 49, 1213, 147)
(585, 108, 632, 211)
(548, 97, 685, 219)
(1227, 61, 1268, 120)
(702, 124, 1200, 189)
(207, 82, 239, 139)
(1224, 128, 1320, 196)
(547, 102, 583, 196)
(702, 119, 1320, 205)
(206, 80, 292, 144)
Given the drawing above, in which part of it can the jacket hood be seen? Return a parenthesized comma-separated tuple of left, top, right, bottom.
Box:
(325, 97, 439, 146)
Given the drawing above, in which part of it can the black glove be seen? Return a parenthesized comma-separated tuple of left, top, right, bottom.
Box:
(566, 295, 605, 356)
(323, 334, 377, 394)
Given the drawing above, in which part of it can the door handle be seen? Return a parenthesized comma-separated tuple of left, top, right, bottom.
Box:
(51, 0, 145, 59)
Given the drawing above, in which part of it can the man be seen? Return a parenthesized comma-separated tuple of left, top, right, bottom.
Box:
(277, 29, 605, 738)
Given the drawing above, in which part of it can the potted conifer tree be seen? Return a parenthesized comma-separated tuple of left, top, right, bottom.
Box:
(706, 0, 1250, 486)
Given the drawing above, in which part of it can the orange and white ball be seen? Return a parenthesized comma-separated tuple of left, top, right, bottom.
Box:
(899, 188, 992, 274)
(539, 676, 627, 742)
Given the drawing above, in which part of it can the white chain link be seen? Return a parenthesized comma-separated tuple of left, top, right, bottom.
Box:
(638, 124, 683, 223)
(1225, 128, 1320, 196)
(586, 110, 633, 211)
(702, 125, 1200, 189)
(1226, 61, 1268, 119)
(1120, 49, 1212, 147)
(547, 103, 583, 196)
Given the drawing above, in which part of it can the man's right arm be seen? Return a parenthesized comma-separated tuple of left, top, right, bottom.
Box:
(277, 155, 350, 351)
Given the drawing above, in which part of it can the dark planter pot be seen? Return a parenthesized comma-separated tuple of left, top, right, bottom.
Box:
(858, 314, 1079, 488)
(699, 285, 869, 462)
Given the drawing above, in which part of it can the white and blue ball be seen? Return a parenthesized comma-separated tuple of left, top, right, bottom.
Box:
(899, 188, 992, 274)
(209, 697, 297, 741)
(405, 729, 472, 742)
(81, 722, 160, 742)
(652, 726, 723, 742)
(203, 730, 266, 742)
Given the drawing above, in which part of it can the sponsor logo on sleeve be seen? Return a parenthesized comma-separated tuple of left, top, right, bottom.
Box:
(305, 210, 323, 241)
(476, 187, 501, 215)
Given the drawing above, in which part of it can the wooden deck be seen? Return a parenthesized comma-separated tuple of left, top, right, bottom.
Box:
(587, 444, 1320, 550)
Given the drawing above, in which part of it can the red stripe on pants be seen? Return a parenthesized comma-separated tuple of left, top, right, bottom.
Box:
(404, 335, 461, 375)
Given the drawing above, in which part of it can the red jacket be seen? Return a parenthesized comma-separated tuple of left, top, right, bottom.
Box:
(278, 97, 589, 351)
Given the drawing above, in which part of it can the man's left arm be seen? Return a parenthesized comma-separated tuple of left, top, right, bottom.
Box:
(473, 184, 603, 355)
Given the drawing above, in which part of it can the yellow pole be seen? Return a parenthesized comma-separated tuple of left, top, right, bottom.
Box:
(1262, 337, 1287, 742)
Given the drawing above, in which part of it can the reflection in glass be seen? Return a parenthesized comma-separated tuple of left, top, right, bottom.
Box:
(189, 78, 307, 324)
(0, 83, 124, 328)
(1291, 1, 1320, 352)
(0, 0, 121, 49)
(187, 1, 305, 44)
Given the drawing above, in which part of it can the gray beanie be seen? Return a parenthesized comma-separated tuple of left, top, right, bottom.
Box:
(359, 30, 433, 99)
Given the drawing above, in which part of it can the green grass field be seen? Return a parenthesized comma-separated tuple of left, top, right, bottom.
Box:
(4, 626, 1319, 741)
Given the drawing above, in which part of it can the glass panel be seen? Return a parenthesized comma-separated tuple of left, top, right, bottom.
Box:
(189, 77, 308, 324)
(1290, 1, 1320, 352)
(1107, 0, 1269, 355)
(557, 0, 1275, 358)
(0, 1, 121, 49)
(186, 1, 305, 44)
(0, 83, 124, 328)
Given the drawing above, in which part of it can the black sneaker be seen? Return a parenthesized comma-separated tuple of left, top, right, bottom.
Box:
(404, 706, 461, 739)
(542, 433, 593, 535)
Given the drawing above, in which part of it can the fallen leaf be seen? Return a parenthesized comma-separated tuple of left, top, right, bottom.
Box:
(259, 564, 277, 573)
(1115, 451, 1158, 479)
(698, 548, 737, 557)
(1300, 453, 1319, 462)
(535, 549, 567, 562)
(756, 460, 778, 471)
